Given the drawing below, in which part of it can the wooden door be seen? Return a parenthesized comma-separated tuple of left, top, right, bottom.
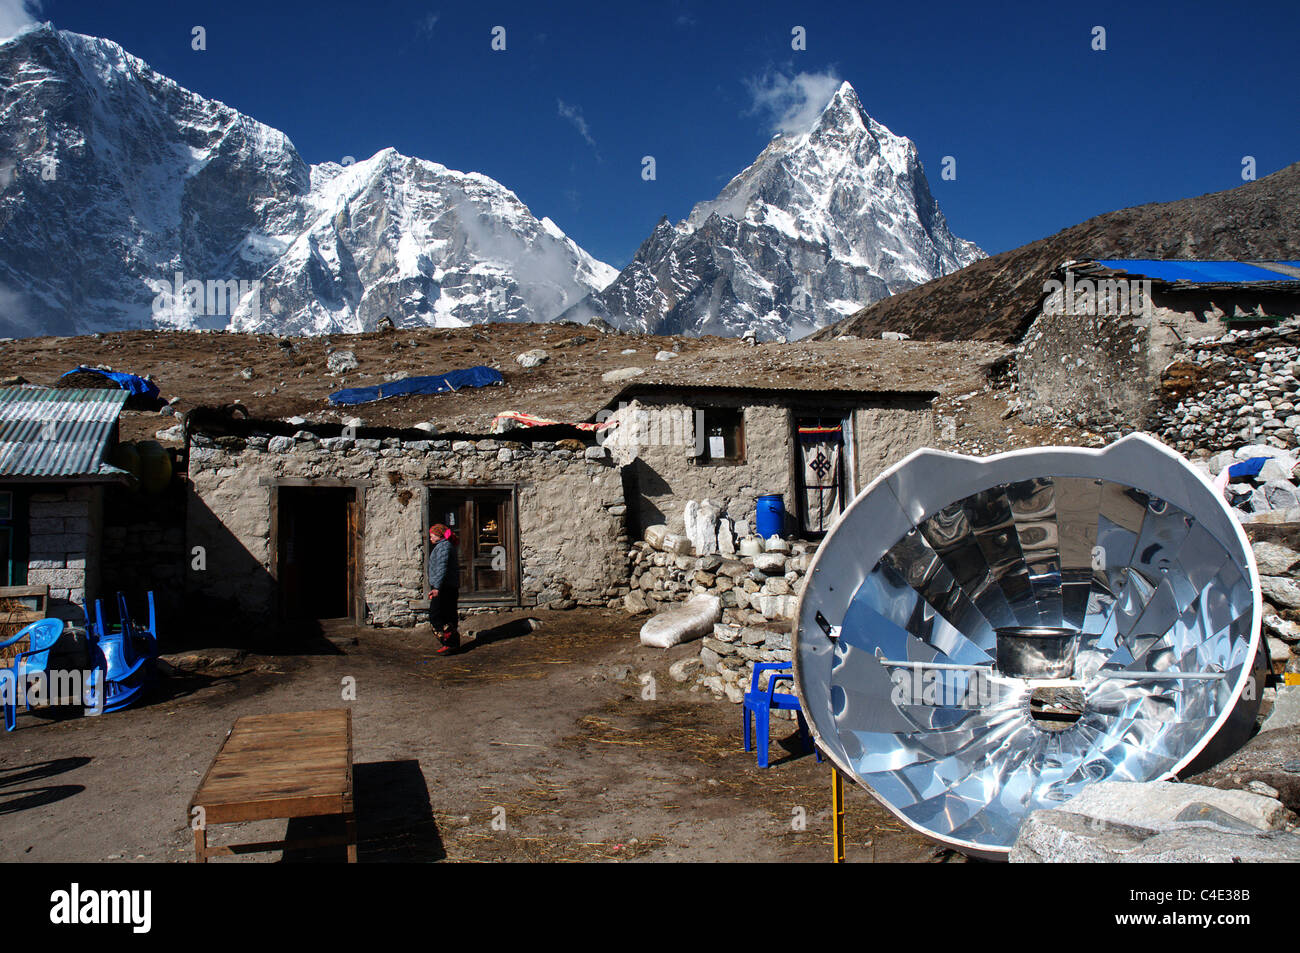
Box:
(426, 488, 516, 604)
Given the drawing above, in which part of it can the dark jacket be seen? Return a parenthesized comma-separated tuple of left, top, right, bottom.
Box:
(427, 538, 459, 590)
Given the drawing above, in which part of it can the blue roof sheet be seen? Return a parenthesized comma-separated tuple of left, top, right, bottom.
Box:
(1092, 260, 1300, 283)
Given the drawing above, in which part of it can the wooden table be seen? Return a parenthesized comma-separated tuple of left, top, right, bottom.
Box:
(190, 709, 356, 863)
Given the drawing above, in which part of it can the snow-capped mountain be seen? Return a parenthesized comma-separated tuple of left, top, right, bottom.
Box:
(0, 25, 617, 337)
(560, 82, 984, 340)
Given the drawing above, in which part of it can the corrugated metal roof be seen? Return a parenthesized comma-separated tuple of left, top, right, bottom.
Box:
(1091, 259, 1300, 284)
(0, 387, 129, 479)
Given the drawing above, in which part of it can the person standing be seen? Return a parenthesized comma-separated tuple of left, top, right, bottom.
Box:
(427, 523, 461, 654)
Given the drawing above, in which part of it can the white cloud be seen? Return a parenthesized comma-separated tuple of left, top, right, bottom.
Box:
(417, 12, 438, 37)
(557, 99, 596, 150)
(746, 69, 844, 136)
(0, 0, 41, 42)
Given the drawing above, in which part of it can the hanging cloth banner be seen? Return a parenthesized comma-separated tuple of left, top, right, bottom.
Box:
(798, 425, 842, 533)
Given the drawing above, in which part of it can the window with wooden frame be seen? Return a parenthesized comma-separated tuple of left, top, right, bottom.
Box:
(690, 407, 745, 465)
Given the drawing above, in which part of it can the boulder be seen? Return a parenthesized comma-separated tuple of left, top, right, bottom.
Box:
(515, 349, 549, 368)
(668, 657, 703, 682)
(1261, 575, 1300, 608)
(1059, 779, 1287, 831)
(753, 552, 787, 574)
(639, 594, 722, 648)
(717, 518, 736, 556)
(1260, 458, 1299, 483)
(326, 350, 358, 374)
(643, 524, 669, 550)
(661, 533, 693, 557)
(1253, 541, 1300, 576)
(601, 366, 646, 384)
(1010, 810, 1300, 863)
(1235, 444, 1294, 461)
(1265, 613, 1300, 642)
(1265, 481, 1300, 510)
(1263, 686, 1300, 732)
(684, 499, 721, 556)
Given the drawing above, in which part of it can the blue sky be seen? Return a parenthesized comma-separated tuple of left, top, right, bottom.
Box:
(22, 0, 1300, 267)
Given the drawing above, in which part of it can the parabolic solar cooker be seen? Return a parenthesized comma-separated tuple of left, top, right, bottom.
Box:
(794, 434, 1265, 859)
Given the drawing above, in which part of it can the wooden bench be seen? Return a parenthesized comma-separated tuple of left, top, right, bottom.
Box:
(190, 709, 356, 863)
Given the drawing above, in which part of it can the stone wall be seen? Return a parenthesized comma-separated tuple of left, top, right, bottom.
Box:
(186, 432, 629, 628)
(1018, 288, 1300, 431)
(619, 400, 791, 535)
(25, 484, 102, 622)
(1016, 311, 1154, 429)
(852, 406, 936, 488)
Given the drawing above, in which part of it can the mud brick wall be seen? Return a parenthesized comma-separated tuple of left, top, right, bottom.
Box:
(186, 433, 630, 627)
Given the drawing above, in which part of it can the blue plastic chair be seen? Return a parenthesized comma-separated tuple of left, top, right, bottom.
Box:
(83, 595, 157, 715)
(114, 591, 158, 646)
(0, 618, 65, 732)
(742, 661, 823, 768)
(85, 634, 151, 714)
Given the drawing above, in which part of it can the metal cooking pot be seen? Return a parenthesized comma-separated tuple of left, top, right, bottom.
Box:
(995, 626, 1079, 679)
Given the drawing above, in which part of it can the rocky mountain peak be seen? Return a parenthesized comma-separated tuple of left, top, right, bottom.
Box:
(561, 81, 983, 340)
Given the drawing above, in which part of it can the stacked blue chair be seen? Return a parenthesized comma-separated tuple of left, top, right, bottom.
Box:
(742, 661, 824, 768)
(84, 593, 158, 715)
(0, 618, 66, 732)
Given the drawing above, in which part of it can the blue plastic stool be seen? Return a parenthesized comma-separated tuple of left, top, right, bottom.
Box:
(742, 661, 823, 768)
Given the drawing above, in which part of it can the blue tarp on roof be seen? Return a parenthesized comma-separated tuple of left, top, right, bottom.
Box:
(1092, 260, 1300, 284)
(60, 366, 160, 400)
(328, 365, 505, 406)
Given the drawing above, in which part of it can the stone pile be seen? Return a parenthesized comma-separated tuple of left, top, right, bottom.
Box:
(1198, 445, 1300, 524)
(628, 520, 818, 705)
(685, 621, 796, 705)
(1157, 318, 1300, 456)
(624, 526, 814, 626)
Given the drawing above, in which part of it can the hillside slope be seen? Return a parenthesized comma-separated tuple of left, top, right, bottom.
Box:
(816, 162, 1300, 343)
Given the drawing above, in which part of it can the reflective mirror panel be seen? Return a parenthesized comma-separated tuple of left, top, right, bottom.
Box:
(796, 438, 1261, 856)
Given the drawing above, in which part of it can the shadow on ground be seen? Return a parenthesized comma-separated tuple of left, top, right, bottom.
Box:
(282, 759, 444, 863)
(0, 756, 89, 816)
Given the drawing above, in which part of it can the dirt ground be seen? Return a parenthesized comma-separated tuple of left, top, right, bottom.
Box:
(0, 608, 955, 864)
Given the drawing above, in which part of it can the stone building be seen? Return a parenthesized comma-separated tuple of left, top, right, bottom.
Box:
(183, 411, 630, 628)
(1018, 259, 1300, 430)
(602, 383, 936, 541)
(0, 386, 130, 623)
(181, 374, 939, 630)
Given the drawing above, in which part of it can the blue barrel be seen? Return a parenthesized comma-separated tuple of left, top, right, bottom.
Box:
(755, 494, 786, 539)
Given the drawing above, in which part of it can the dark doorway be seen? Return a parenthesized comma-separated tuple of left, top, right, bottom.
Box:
(426, 487, 518, 606)
(276, 486, 359, 620)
